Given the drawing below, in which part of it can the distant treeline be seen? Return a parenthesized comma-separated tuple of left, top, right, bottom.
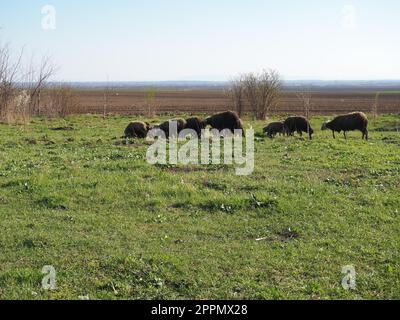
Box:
(23, 80, 400, 92)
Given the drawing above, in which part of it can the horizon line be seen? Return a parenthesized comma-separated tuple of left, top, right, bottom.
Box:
(47, 79, 400, 83)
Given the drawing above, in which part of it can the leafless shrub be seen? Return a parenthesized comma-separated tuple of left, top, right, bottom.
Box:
(3, 90, 31, 124)
(229, 69, 282, 120)
(225, 75, 244, 117)
(369, 91, 381, 128)
(25, 55, 56, 115)
(144, 88, 157, 117)
(241, 73, 258, 118)
(102, 76, 114, 118)
(42, 84, 78, 117)
(0, 41, 56, 123)
(296, 89, 312, 119)
(0, 43, 25, 121)
(372, 92, 379, 118)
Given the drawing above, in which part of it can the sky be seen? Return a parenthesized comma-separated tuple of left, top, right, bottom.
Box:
(0, 0, 399, 81)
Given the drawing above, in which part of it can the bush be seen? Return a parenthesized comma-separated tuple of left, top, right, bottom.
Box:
(42, 85, 78, 117)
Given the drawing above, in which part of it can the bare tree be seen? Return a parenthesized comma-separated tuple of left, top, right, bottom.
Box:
(256, 69, 282, 119)
(296, 88, 312, 119)
(372, 92, 380, 118)
(242, 73, 258, 119)
(102, 75, 113, 119)
(241, 69, 282, 120)
(0, 41, 56, 122)
(226, 75, 244, 117)
(144, 87, 157, 117)
(26, 54, 56, 115)
(0, 43, 26, 121)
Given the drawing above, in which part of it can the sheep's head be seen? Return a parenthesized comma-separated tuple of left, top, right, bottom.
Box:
(321, 121, 329, 131)
(199, 119, 207, 129)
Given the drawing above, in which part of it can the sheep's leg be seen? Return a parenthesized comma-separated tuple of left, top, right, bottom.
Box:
(332, 131, 335, 139)
(344, 131, 347, 140)
(129, 131, 138, 139)
(363, 129, 369, 140)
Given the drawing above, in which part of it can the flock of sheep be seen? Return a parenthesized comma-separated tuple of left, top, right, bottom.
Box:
(124, 110, 369, 141)
(263, 111, 369, 140)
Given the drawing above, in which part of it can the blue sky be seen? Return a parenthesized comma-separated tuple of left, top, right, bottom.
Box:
(0, 0, 399, 81)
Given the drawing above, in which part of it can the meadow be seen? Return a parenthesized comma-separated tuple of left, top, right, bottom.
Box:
(0, 114, 399, 299)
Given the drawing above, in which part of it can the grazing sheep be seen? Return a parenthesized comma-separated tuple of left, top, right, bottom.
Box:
(204, 111, 244, 135)
(263, 122, 285, 138)
(284, 116, 314, 140)
(157, 118, 187, 138)
(321, 112, 368, 140)
(124, 121, 150, 138)
(185, 117, 206, 137)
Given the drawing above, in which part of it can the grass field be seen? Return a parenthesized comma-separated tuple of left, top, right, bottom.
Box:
(0, 114, 399, 300)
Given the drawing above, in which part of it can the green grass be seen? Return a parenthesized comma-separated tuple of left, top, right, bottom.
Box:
(0, 114, 399, 300)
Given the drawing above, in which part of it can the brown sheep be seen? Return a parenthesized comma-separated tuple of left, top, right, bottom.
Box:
(156, 118, 187, 138)
(321, 112, 368, 140)
(124, 121, 150, 138)
(284, 116, 314, 140)
(204, 111, 244, 135)
(263, 122, 285, 138)
(185, 117, 206, 137)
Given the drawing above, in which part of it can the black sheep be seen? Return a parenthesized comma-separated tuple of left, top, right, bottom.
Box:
(156, 119, 187, 138)
(185, 117, 206, 137)
(204, 111, 244, 135)
(284, 116, 314, 140)
(263, 122, 285, 138)
(321, 112, 368, 140)
(124, 121, 150, 138)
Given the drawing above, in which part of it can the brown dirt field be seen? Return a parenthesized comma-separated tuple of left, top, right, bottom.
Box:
(71, 89, 400, 116)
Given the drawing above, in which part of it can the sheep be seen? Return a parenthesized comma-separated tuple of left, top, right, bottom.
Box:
(263, 122, 285, 138)
(204, 111, 244, 135)
(124, 121, 150, 138)
(156, 118, 187, 138)
(185, 117, 206, 137)
(321, 112, 368, 140)
(284, 116, 314, 140)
